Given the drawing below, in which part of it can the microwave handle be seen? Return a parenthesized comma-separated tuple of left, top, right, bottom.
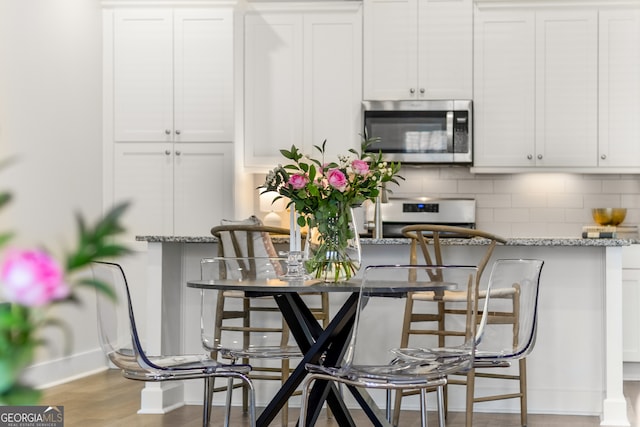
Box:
(446, 111, 454, 150)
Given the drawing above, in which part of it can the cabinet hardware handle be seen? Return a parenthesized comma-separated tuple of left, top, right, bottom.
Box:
(165, 150, 171, 155)
(175, 130, 181, 135)
(601, 154, 607, 160)
(165, 129, 171, 135)
(175, 150, 181, 156)
(419, 88, 425, 94)
(537, 154, 543, 160)
(527, 154, 533, 160)
(409, 88, 415, 94)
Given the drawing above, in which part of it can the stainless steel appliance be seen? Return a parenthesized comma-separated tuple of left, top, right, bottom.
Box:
(362, 100, 472, 164)
(361, 197, 476, 238)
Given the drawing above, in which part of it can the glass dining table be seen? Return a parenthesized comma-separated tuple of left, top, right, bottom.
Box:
(187, 268, 456, 427)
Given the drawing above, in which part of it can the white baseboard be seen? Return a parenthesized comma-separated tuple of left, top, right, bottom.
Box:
(23, 347, 109, 390)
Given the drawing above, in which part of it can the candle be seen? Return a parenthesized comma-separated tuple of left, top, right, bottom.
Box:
(295, 215, 301, 252)
(289, 209, 302, 252)
(289, 209, 296, 253)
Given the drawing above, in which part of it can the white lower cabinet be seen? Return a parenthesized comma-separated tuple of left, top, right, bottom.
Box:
(623, 245, 640, 362)
(113, 143, 233, 245)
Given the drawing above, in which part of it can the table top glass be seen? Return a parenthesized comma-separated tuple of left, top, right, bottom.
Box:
(186, 278, 457, 294)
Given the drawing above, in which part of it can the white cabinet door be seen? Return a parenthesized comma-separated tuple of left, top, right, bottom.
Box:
(113, 9, 173, 142)
(474, 8, 597, 169)
(623, 246, 640, 362)
(173, 143, 234, 236)
(363, 0, 472, 100)
(473, 9, 535, 167)
(244, 13, 303, 168)
(303, 12, 362, 161)
(174, 9, 233, 142)
(113, 143, 174, 242)
(418, 0, 472, 100)
(535, 10, 598, 168)
(599, 9, 640, 168)
(244, 6, 362, 169)
(113, 8, 233, 143)
(623, 267, 640, 362)
(363, 0, 417, 100)
(114, 142, 234, 241)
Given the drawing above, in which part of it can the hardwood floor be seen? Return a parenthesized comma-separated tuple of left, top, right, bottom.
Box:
(40, 369, 635, 426)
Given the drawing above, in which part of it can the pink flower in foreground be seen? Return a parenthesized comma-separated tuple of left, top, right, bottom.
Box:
(0, 249, 69, 307)
(327, 169, 348, 192)
(288, 174, 309, 190)
(351, 159, 370, 175)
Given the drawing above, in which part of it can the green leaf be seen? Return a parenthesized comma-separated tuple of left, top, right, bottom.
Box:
(0, 231, 14, 248)
(0, 192, 12, 209)
(0, 383, 42, 405)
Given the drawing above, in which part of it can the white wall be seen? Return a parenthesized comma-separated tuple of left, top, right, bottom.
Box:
(0, 0, 106, 386)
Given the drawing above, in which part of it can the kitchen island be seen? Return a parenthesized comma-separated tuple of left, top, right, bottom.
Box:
(135, 235, 632, 426)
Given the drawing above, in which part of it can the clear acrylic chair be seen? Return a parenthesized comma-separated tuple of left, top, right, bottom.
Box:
(201, 256, 311, 424)
(395, 224, 512, 426)
(91, 261, 256, 427)
(394, 259, 544, 427)
(210, 219, 330, 425)
(299, 264, 490, 427)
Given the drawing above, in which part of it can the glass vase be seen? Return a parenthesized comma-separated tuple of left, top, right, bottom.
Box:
(304, 205, 361, 282)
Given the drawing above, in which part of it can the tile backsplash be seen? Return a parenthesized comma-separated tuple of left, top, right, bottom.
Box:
(254, 167, 640, 238)
(392, 167, 640, 238)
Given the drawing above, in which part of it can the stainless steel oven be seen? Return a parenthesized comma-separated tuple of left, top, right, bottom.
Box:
(363, 100, 472, 164)
(357, 197, 477, 238)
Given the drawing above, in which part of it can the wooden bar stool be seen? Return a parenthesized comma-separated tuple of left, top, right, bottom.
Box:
(393, 224, 537, 427)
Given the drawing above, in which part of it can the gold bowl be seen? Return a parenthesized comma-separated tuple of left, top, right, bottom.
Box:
(592, 208, 627, 226)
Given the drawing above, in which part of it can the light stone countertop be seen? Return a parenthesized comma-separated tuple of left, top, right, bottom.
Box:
(136, 235, 635, 247)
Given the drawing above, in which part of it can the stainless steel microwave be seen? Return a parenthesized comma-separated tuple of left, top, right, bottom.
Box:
(362, 100, 472, 164)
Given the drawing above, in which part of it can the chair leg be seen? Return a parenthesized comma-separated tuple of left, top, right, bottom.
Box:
(203, 377, 214, 427)
(224, 377, 234, 427)
(235, 373, 257, 427)
(299, 375, 315, 427)
(419, 388, 428, 427)
(386, 389, 392, 423)
(436, 385, 445, 427)
(392, 389, 403, 426)
(465, 369, 476, 427)
(519, 358, 528, 427)
(281, 358, 290, 427)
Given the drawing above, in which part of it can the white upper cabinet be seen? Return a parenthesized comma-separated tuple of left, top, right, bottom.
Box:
(474, 6, 598, 169)
(244, 4, 362, 169)
(473, 10, 535, 167)
(113, 8, 233, 143)
(598, 9, 640, 168)
(535, 10, 598, 168)
(363, 0, 472, 101)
